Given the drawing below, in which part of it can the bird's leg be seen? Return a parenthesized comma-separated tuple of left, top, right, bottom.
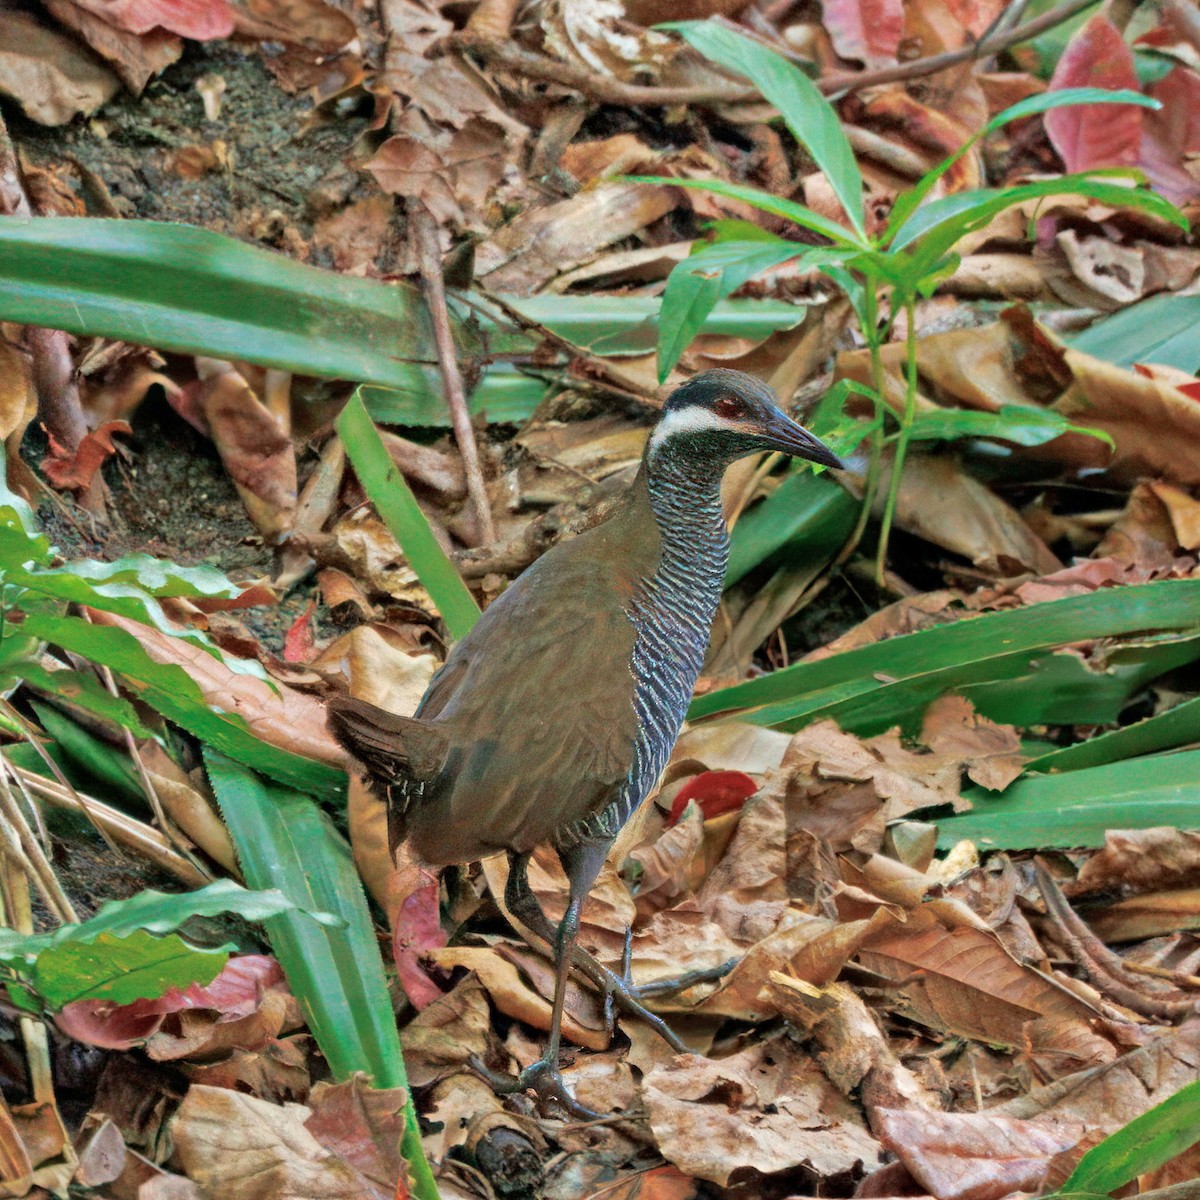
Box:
(502, 851, 734, 1054)
(475, 843, 607, 1117)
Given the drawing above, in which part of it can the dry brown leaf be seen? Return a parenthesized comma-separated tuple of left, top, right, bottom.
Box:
(185, 1035, 311, 1103)
(919, 695, 1025, 791)
(84, 609, 346, 769)
(425, 946, 610, 1050)
(1084, 888, 1200, 943)
(171, 1086, 369, 1200)
(312, 627, 438, 720)
(627, 805, 705, 920)
(138, 741, 236, 873)
(873, 1106, 1085, 1200)
(42, 0, 181, 92)
(401, 975, 493, 1089)
(998, 1020, 1200, 1164)
(857, 911, 1098, 1045)
(303, 1077, 408, 1200)
(643, 1034, 883, 1187)
(192, 359, 297, 541)
(0, 1092, 74, 1198)
(475, 184, 677, 292)
(0, 11, 120, 125)
(1073, 827, 1200, 896)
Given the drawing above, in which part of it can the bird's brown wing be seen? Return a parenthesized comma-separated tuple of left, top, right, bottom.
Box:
(406, 545, 644, 863)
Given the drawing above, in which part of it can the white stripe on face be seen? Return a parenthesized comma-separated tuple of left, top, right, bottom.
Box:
(647, 405, 747, 456)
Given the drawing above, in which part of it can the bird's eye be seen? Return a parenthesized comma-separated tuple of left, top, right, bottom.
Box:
(714, 395, 743, 421)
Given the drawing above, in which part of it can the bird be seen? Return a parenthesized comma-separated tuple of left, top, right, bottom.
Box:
(328, 368, 843, 1114)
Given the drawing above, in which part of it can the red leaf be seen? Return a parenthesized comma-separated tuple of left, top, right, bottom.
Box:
(1044, 16, 1142, 173)
(391, 868, 447, 1011)
(820, 0, 904, 66)
(55, 955, 283, 1050)
(40, 420, 131, 491)
(283, 601, 316, 663)
(666, 770, 758, 827)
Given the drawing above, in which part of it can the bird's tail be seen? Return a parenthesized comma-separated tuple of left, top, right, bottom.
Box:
(327, 694, 449, 853)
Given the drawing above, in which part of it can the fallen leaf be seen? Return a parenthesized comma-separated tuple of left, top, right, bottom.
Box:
(919, 695, 1026, 791)
(873, 1106, 1084, 1200)
(171, 1085, 371, 1199)
(41, 420, 131, 491)
(67, 0, 233, 37)
(820, 0, 904, 65)
(643, 1034, 883, 1186)
(42, 0, 181, 92)
(0, 10, 120, 125)
(304, 1077, 408, 1200)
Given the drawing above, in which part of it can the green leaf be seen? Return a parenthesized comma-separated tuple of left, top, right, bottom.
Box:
(936, 747, 1200, 849)
(18, 611, 346, 799)
(727, 470, 856, 587)
(663, 21, 866, 239)
(688, 578, 1200, 732)
(1070, 294, 1200, 372)
(0, 878, 332, 1008)
(657, 238, 809, 380)
(1026, 694, 1200, 774)
(337, 391, 480, 640)
(906, 405, 1114, 448)
(886, 88, 1159, 239)
(1053, 1078, 1200, 1196)
(12, 663, 155, 740)
(626, 176, 862, 247)
(0, 218, 461, 393)
(890, 174, 1187, 257)
(204, 752, 440, 1200)
(30, 701, 145, 803)
(34, 929, 229, 1009)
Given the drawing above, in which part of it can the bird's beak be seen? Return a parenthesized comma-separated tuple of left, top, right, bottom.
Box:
(760, 407, 845, 470)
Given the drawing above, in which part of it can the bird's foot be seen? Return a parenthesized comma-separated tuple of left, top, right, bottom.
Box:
(469, 1052, 601, 1120)
(597, 931, 738, 1050)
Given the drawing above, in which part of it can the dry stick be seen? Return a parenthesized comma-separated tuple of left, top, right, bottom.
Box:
(0, 862, 55, 1106)
(408, 200, 496, 546)
(448, 0, 1103, 108)
(0, 760, 76, 923)
(9, 764, 207, 886)
(1034, 860, 1197, 1020)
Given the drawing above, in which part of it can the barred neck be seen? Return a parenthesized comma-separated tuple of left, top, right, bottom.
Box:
(644, 441, 731, 587)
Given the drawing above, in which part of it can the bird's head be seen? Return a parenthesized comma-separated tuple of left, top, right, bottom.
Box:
(647, 369, 844, 470)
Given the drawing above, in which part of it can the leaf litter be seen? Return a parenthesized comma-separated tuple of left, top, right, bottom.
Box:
(3, 0, 1200, 1196)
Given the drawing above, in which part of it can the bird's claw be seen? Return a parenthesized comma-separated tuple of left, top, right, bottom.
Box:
(468, 1053, 601, 1120)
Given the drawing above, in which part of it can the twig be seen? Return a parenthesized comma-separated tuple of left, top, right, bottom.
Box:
(0, 760, 76, 923)
(409, 201, 496, 546)
(1034, 859, 1197, 1020)
(0, 862, 55, 1107)
(448, 0, 1103, 108)
(8, 764, 207, 886)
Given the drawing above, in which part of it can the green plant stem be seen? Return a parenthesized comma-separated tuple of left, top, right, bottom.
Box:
(875, 294, 918, 587)
(836, 279, 887, 567)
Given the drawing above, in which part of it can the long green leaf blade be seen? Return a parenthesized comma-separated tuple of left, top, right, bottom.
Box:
(1054, 1078, 1200, 1196)
(689, 578, 1200, 723)
(205, 752, 439, 1200)
(937, 747, 1200, 849)
(0, 217, 454, 390)
(337, 392, 481, 640)
(663, 21, 866, 239)
(1070, 294, 1200, 372)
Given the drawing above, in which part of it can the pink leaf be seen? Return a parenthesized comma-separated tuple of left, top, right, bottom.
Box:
(1044, 16, 1142, 172)
(820, 0, 904, 65)
(390, 866, 447, 1011)
(69, 0, 234, 39)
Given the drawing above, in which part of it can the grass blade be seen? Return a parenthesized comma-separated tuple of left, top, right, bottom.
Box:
(663, 21, 866, 239)
(1052, 1078, 1200, 1197)
(0, 217, 454, 392)
(937, 747, 1200, 849)
(1070, 294, 1200, 372)
(205, 751, 439, 1200)
(338, 391, 480, 640)
(689, 578, 1200, 730)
